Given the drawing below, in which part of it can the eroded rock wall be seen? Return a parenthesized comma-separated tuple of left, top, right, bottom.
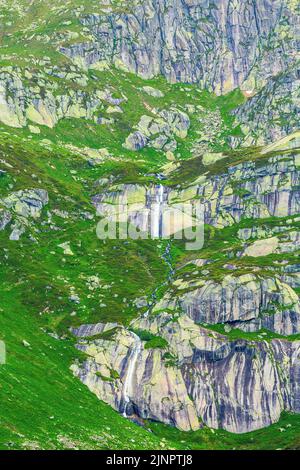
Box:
(62, 0, 298, 95)
(71, 314, 300, 433)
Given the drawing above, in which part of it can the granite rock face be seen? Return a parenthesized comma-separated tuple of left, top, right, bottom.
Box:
(94, 151, 300, 231)
(61, 0, 298, 95)
(93, 183, 199, 238)
(234, 68, 300, 146)
(0, 1, 298, 146)
(170, 152, 300, 227)
(58, 0, 299, 144)
(71, 313, 300, 433)
(178, 274, 300, 336)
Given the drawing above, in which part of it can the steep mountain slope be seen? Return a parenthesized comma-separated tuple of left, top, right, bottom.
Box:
(0, 0, 299, 450)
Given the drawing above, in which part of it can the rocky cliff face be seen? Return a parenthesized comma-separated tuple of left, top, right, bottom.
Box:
(0, 1, 298, 146)
(60, 0, 299, 144)
(94, 150, 300, 230)
(177, 274, 300, 335)
(62, 0, 298, 95)
(71, 314, 300, 433)
(177, 152, 300, 226)
(124, 108, 190, 152)
(234, 67, 300, 146)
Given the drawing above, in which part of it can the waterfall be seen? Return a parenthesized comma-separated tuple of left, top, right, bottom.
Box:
(148, 184, 168, 238)
(122, 333, 142, 418)
(143, 184, 172, 319)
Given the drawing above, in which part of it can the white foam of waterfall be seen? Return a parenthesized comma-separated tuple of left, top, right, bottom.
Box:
(151, 184, 165, 238)
(122, 333, 142, 417)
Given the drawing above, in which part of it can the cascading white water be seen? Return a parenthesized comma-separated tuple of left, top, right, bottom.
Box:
(143, 183, 171, 319)
(151, 184, 165, 238)
(122, 333, 142, 418)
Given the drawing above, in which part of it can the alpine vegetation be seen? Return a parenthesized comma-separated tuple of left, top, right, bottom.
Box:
(0, 0, 299, 452)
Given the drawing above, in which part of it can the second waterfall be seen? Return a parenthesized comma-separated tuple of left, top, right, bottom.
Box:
(122, 332, 142, 418)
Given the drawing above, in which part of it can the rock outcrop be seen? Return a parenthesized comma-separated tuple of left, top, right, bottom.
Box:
(2, 189, 48, 219)
(0, 189, 49, 240)
(0, 69, 107, 128)
(0, 1, 298, 146)
(59, 0, 300, 144)
(0, 209, 11, 231)
(93, 183, 199, 238)
(170, 151, 300, 227)
(78, 144, 300, 434)
(124, 108, 190, 152)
